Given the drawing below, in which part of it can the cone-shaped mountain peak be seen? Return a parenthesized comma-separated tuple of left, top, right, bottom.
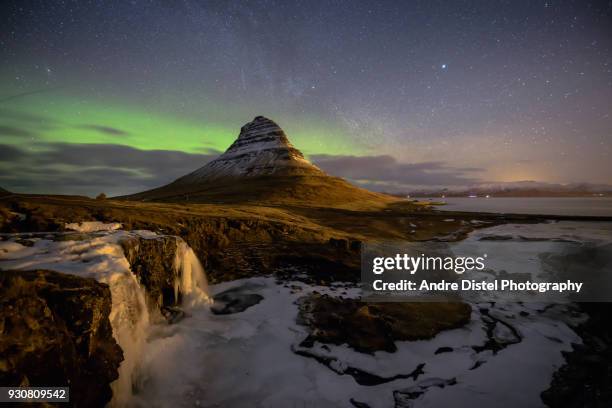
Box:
(174, 116, 322, 184)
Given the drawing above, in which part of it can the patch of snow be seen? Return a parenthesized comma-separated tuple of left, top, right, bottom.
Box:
(65, 221, 122, 232)
(0, 241, 34, 258)
(9, 212, 27, 221)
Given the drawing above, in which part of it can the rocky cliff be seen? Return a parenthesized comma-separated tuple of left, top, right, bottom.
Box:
(0, 269, 123, 407)
(0, 229, 212, 406)
(121, 235, 182, 308)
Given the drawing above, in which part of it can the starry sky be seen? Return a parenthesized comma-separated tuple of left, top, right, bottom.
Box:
(1, 0, 611, 196)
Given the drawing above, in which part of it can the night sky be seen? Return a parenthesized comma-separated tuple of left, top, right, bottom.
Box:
(1, 0, 611, 196)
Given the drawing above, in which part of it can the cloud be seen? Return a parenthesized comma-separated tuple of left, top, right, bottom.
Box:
(0, 142, 220, 196)
(0, 144, 26, 161)
(311, 154, 484, 191)
(0, 87, 64, 104)
(78, 124, 130, 136)
(0, 108, 61, 131)
(0, 146, 485, 196)
(0, 108, 58, 123)
(0, 125, 35, 138)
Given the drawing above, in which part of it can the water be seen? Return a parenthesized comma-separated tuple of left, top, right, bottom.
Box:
(174, 240, 212, 308)
(426, 197, 612, 216)
(108, 271, 151, 406)
(121, 237, 210, 405)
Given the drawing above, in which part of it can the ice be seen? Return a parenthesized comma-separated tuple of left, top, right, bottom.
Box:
(2, 221, 609, 407)
(118, 274, 582, 408)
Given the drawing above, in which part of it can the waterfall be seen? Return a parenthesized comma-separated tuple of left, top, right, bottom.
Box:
(173, 239, 212, 308)
(109, 235, 211, 405)
(0, 230, 211, 407)
(107, 268, 151, 407)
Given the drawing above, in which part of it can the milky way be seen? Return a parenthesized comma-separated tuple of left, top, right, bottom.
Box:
(1, 0, 611, 195)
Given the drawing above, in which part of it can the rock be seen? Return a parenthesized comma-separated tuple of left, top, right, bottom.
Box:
(160, 306, 187, 324)
(478, 235, 513, 241)
(0, 269, 122, 408)
(211, 287, 264, 315)
(297, 294, 471, 353)
(492, 321, 521, 344)
(394, 378, 457, 407)
(542, 303, 612, 407)
(121, 235, 181, 308)
(293, 346, 424, 386)
(350, 398, 372, 408)
(349, 240, 361, 251)
(329, 238, 349, 250)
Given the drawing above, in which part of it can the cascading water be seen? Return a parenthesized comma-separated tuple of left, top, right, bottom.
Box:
(106, 267, 151, 407)
(173, 239, 212, 308)
(111, 236, 211, 406)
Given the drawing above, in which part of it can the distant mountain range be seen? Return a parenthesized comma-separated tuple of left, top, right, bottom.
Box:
(405, 181, 612, 198)
(122, 116, 394, 208)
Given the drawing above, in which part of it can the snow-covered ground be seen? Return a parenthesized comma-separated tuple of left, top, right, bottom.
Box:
(65, 221, 123, 232)
(1, 221, 610, 407)
(120, 276, 582, 408)
(124, 221, 607, 408)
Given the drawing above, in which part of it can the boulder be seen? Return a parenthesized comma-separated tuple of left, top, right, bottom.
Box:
(211, 287, 264, 315)
(297, 294, 471, 353)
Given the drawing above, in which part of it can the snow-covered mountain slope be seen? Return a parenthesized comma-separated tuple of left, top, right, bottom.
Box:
(176, 116, 323, 183)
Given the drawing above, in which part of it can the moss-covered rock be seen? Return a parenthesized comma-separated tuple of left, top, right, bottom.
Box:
(297, 294, 471, 353)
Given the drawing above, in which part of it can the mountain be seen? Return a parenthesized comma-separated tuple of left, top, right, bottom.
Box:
(123, 116, 395, 208)
(408, 181, 612, 197)
(176, 116, 324, 182)
(0, 187, 10, 197)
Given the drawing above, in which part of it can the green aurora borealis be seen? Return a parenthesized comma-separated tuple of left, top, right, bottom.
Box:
(1, 88, 358, 156)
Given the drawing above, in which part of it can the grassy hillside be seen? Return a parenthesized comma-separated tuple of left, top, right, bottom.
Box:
(120, 174, 398, 210)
